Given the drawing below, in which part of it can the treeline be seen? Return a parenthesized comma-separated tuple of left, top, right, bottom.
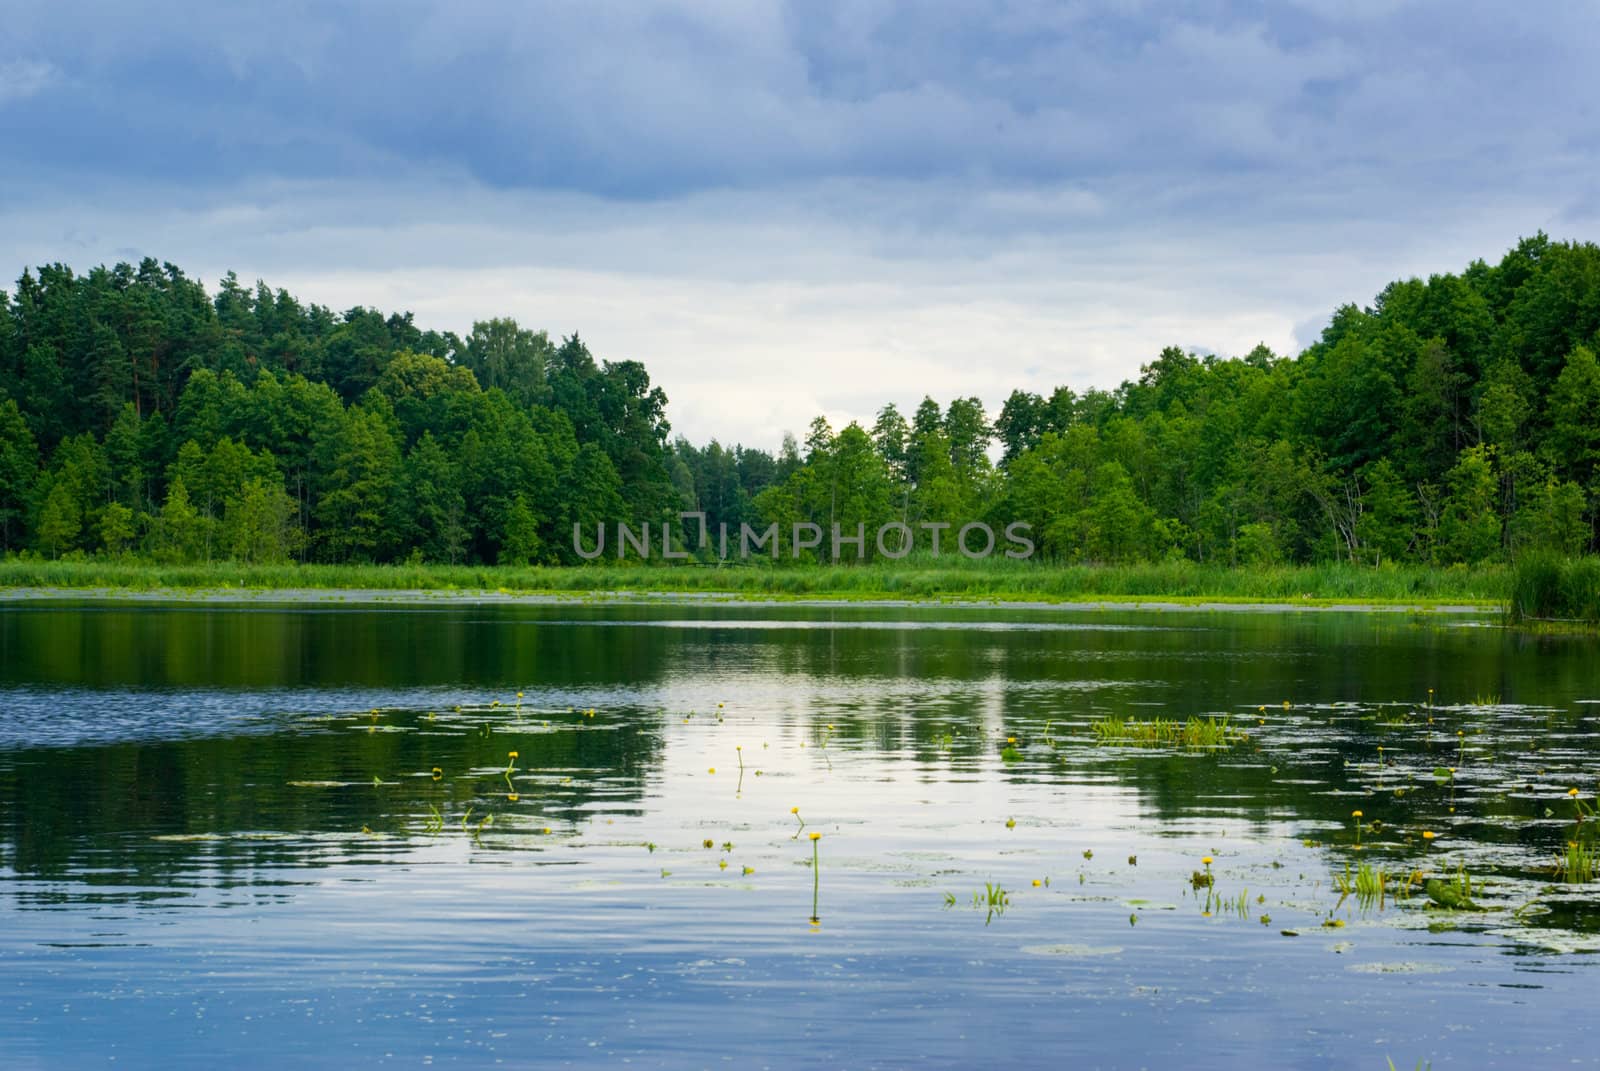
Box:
(1, 234, 1598, 567)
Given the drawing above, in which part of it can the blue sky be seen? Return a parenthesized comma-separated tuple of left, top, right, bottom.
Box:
(3, 1, 1597, 446)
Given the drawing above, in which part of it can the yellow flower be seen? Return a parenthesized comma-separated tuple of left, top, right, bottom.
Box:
(708, 767, 716, 774)
(1007, 736, 1016, 744)
(1031, 879, 1041, 887)
(542, 827, 551, 834)
(1005, 818, 1016, 829)
(508, 751, 519, 759)
(809, 832, 821, 841)
(431, 767, 442, 779)
(1201, 856, 1213, 865)
(1569, 788, 1580, 797)
(516, 692, 524, 698)
(508, 793, 519, 802)
(703, 839, 713, 848)
(1352, 810, 1363, 818)
(1422, 831, 1436, 840)
(719, 860, 728, 870)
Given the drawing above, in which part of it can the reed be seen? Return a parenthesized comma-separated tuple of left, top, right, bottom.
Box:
(0, 556, 1511, 606)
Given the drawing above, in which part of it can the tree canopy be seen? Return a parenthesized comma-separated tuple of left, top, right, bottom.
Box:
(2, 236, 1598, 565)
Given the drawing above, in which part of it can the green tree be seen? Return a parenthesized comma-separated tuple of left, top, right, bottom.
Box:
(1437, 446, 1502, 564)
(99, 500, 137, 556)
(0, 398, 40, 550)
(404, 432, 468, 563)
(221, 478, 302, 563)
(36, 479, 81, 557)
(314, 405, 402, 562)
(499, 494, 541, 565)
(1545, 345, 1600, 488)
(152, 476, 209, 563)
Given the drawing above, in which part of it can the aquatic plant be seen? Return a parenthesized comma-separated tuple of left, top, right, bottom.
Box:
(1091, 714, 1242, 748)
(1425, 863, 1483, 911)
(809, 831, 822, 923)
(1191, 856, 1215, 889)
(1334, 862, 1392, 909)
(1558, 840, 1593, 884)
(952, 882, 1012, 924)
(791, 807, 806, 839)
(1557, 789, 1595, 883)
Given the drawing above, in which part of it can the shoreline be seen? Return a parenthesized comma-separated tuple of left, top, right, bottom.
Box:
(0, 584, 1499, 615)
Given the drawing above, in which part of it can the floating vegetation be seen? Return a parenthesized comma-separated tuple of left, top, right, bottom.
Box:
(1091, 714, 1243, 748)
(1332, 862, 1415, 910)
(1425, 864, 1484, 912)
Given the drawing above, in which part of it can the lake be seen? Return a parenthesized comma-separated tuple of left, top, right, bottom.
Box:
(2, 598, 1598, 1069)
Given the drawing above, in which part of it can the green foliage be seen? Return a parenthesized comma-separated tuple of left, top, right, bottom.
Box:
(1510, 554, 1600, 623)
(152, 477, 208, 563)
(99, 501, 137, 556)
(0, 398, 40, 550)
(1, 237, 1598, 572)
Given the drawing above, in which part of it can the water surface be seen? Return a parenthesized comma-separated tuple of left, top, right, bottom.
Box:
(2, 599, 1598, 1068)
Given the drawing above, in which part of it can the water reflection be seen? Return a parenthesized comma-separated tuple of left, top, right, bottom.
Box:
(2, 600, 1599, 1068)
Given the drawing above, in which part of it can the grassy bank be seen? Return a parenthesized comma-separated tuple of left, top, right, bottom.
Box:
(1509, 555, 1600, 624)
(0, 556, 1509, 606)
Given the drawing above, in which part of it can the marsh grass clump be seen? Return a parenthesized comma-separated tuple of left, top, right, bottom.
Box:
(1333, 862, 1398, 910)
(1509, 553, 1600, 625)
(1556, 790, 1596, 883)
(1558, 840, 1594, 884)
(1092, 714, 1242, 748)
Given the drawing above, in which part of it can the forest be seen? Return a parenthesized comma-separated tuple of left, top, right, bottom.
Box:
(0, 233, 1597, 569)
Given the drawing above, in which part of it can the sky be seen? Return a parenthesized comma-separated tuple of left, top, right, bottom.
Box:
(3, 0, 1598, 448)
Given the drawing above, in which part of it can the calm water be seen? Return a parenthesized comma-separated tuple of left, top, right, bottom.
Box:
(2, 598, 1599, 1069)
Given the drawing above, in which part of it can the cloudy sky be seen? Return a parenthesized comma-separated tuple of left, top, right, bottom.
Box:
(2, 1, 1596, 447)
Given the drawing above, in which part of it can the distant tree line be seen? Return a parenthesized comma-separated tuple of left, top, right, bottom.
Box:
(1, 234, 1598, 566)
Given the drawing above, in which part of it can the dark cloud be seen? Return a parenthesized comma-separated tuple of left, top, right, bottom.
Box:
(3, 1, 1596, 202)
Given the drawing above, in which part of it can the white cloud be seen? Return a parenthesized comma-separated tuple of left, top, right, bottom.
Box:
(0, 60, 56, 104)
(0, 172, 1566, 450)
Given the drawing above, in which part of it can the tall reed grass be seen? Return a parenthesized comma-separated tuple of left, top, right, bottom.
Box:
(0, 555, 1511, 605)
(1509, 554, 1600, 624)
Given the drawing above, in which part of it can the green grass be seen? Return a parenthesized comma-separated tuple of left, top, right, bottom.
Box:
(1509, 554, 1600, 624)
(0, 555, 1511, 607)
(1334, 862, 1400, 909)
(1090, 713, 1244, 748)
